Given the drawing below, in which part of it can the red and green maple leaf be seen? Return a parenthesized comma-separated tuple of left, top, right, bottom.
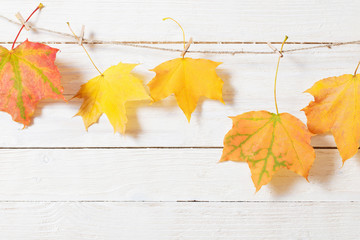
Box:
(0, 3, 64, 126)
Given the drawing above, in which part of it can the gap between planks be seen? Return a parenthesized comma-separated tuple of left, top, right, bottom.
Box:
(0, 200, 358, 203)
(0, 41, 359, 45)
(0, 146, 342, 149)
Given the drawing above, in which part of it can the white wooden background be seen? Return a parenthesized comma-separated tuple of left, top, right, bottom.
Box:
(0, 0, 360, 239)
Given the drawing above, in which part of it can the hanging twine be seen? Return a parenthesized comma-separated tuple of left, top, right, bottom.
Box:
(1, 15, 360, 55)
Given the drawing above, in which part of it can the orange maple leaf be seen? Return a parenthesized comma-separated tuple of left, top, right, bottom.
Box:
(303, 69, 360, 162)
(0, 4, 64, 126)
(220, 36, 316, 191)
(220, 111, 315, 191)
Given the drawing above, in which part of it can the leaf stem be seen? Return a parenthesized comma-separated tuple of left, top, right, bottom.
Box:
(11, 3, 44, 50)
(67, 22, 103, 76)
(274, 35, 288, 115)
(163, 17, 186, 50)
(354, 61, 360, 76)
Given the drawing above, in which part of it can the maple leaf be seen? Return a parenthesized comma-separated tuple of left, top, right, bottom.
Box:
(303, 72, 360, 162)
(148, 17, 224, 121)
(0, 40, 64, 126)
(0, 4, 64, 127)
(220, 36, 316, 191)
(148, 57, 224, 121)
(74, 63, 151, 133)
(220, 111, 315, 191)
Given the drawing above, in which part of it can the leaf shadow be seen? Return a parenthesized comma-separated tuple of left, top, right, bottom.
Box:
(268, 147, 339, 195)
(354, 151, 360, 168)
(308, 148, 340, 188)
(56, 59, 86, 95)
(124, 100, 151, 138)
(122, 71, 153, 137)
(311, 133, 335, 148)
(217, 68, 235, 106)
(267, 169, 302, 194)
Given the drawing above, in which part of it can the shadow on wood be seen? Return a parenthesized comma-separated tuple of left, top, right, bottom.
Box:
(268, 149, 340, 195)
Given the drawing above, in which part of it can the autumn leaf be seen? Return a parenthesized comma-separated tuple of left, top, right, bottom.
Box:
(148, 57, 224, 121)
(74, 63, 150, 133)
(220, 111, 315, 191)
(66, 22, 150, 133)
(220, 36, 315, 191)
(303, 71, 360, 162)
(147, 17, 224, 121)
(0, 4, 64, 126)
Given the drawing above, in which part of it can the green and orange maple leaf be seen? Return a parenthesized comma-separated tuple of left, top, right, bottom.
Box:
(220, 36, 316, 191)
(0, 4, 64, 126)
(303, 70, 360, 162)
(220, 111, 315, 191)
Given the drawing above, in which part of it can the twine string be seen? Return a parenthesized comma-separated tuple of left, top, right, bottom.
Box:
(1, 15, 360, 55)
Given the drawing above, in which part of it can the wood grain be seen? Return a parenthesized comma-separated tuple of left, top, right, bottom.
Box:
(0, 0, 359, 238)
(0, 148, 358, 201)
(0, 201, 359, 240)
(1, 0, 359, 42)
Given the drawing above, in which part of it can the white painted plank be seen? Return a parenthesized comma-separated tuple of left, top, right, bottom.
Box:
(0, 201, 359, 239)
(0, 0, 359, 42)
(0, 0, 358, 238)
(0, 149, 358, 201)
(0, 44, 358, 147)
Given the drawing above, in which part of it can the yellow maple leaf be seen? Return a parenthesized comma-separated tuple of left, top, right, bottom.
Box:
(220, 111, 315, 191)
(303, 71, 360, 162)
(147, 17, 224, 121)
(74, 63, 150, 133)
(148, 57, 224, 121)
